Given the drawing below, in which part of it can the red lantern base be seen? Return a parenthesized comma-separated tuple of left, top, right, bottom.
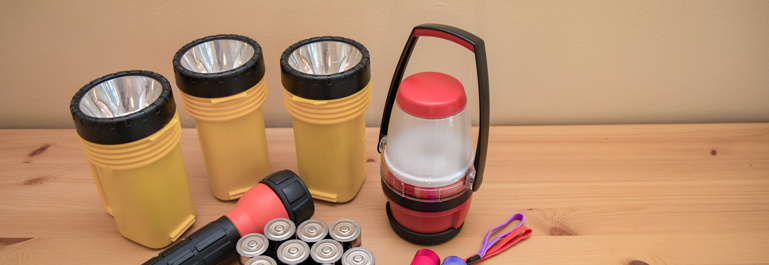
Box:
(385, 195, 472, 245)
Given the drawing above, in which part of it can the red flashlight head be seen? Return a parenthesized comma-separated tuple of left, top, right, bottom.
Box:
(225, 170, 314, 236)
(143, 170, 314, 265)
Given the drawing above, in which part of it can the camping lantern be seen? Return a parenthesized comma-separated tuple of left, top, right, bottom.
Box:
(379, 24, 489, 245)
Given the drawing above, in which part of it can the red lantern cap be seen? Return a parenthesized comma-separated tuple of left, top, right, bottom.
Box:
(396, 72, 467, 119)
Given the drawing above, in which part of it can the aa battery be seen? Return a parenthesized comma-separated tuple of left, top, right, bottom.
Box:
(329, 219, 361, 250)
(310, 239, 343, 265)
(245, 255, 279, 265)
(265, 218, 296, 257)
(341, 247, 375, 265)
(277, 239, 310, 265)
(237, 233, 270, 264)
(297, 219, 330, 247)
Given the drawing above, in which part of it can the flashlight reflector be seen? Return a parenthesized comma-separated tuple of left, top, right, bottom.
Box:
(179, 38, 255, 74)
(79, 75, 163, 118)
(287, 40, 362, 75)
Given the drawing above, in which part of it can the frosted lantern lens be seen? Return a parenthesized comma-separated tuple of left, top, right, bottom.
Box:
(383, 105, 473, 188)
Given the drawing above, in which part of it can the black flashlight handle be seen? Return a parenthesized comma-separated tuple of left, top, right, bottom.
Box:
(142, 216, 240, 265)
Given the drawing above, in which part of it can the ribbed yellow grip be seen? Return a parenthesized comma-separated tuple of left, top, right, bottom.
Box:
(283, 82, 371, 203)
(78, 113, 196, 249)
(179, 78, 271, 200)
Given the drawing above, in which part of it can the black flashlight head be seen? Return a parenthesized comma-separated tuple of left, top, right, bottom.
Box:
(70, 70, 177, 145)
(172, 34, 265, 98)
(260, 170, 315, 224)
(280, 36, 371, 100)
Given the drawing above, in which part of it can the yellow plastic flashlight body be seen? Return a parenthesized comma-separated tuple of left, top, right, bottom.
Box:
(283, 82, 371, 203)
(79, 114, 196, 249)
(179, 78, 271, 200)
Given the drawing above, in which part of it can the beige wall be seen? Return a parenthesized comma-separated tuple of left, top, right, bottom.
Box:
(1, 1, 767, 129)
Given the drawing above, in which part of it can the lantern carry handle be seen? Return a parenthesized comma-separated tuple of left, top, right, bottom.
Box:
(378, 23, 489, 192)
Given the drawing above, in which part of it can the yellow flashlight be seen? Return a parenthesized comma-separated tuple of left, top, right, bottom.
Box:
(280, 37, 371, 203)
(70, 70, 196, 248)
(172, 35, 271, 201)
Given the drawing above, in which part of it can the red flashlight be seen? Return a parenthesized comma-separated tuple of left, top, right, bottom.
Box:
(378, 24, 489, 245)
(143, 170, 314, 265)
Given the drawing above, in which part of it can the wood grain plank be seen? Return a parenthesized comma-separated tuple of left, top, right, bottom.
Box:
(0, 124, 768, 264)
(0, 234, 767, 265)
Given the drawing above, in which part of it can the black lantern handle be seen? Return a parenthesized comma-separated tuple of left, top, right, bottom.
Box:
(378, 23, 489, 192)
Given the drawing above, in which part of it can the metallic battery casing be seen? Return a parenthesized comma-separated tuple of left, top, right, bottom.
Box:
(245, 255, 278, 265)
(341, 247, 375, 265)
(237, 233, 269, 264)
(264, 218, 296, 257)
(311, 239, 343, 265)
(277, 239, 310, 265)
(329, 219, 361, 250)
(297, 219, 329, 247)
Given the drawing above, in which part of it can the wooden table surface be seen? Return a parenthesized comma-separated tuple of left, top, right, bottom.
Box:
(1, 124, 768, 264)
